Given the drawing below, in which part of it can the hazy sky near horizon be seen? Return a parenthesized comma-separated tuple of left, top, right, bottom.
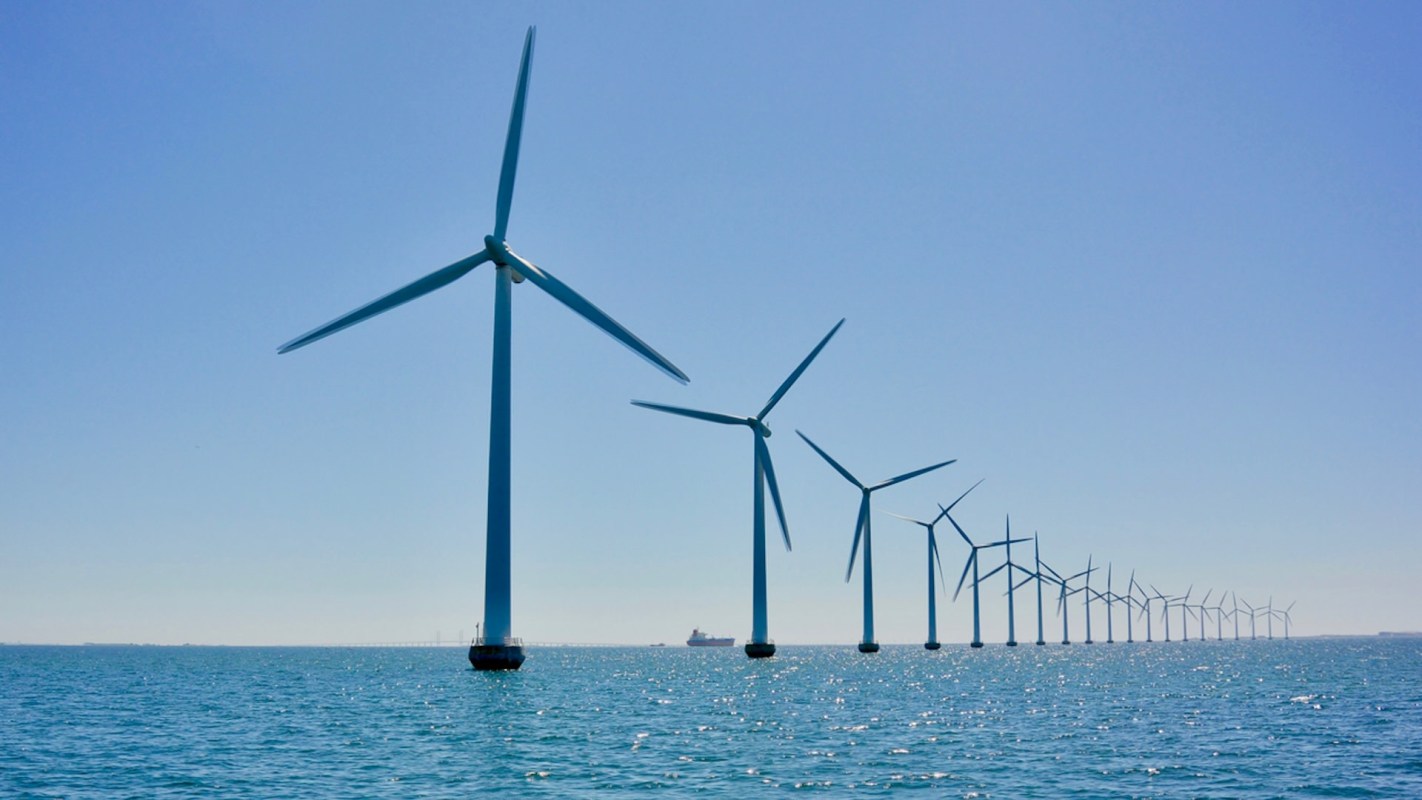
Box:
(3, 2, 1419, 646)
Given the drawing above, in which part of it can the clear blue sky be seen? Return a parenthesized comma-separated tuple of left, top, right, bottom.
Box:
(2, 2, 1418, 645)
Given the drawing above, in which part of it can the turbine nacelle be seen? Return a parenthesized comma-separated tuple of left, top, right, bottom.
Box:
(484, 236, 527, 282)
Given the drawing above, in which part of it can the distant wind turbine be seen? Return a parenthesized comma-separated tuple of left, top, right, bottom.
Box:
(1195, 589, 1214, 641)
(278, 28, 689, 671)
(1116, 568, 1138, 643)
(1132, 577, 1154, 642)
(1169, 585, 1195, 641)
(887, 479, 982, 650)
(947, 506, 1028, 648)
(1150, 584, 1175, 642)
(1241, 598, 1259, 639)
(1274, 601, 1296, 639)
(799, 432, 956, 652)
(632, 319, 843, 658)
(1007, 533, 1058, 646)
(1047, 562, 1096, 645)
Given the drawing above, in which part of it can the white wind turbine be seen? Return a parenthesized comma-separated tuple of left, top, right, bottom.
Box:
(278, 28, 688, 671)
(632, 320, 843, 658)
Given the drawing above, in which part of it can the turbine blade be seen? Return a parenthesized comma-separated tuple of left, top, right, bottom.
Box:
(759, 318, 844, 420)
(943, 510, 974, 547)
(278, 251, 490, 354)
(942, 478, 985, 515)
(756, 435, 791, 552)
(797, 431, 862, 488)
(979, 562, 1007, 582)
(871, 458, 957, 491)
(629, 401, 748, 427)
(953, 551, 975, 602)
(845, 495, 869, 582)
(502, 250, 688, 383)
(885, 511, 931, 527)
(931, 532, 946, 591)
(494, 27, 536, 241)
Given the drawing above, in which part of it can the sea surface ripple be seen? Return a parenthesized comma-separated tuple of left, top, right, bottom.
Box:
(3, 638, 1420, 797)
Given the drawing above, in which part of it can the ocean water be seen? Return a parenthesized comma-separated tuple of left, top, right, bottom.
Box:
(3, 638, 1420, 798)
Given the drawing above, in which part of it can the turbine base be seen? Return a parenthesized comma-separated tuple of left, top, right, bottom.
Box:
(1006, 641, 1018, 647)
(1084, 639, 1094, 645)
(857, 641, 880, 653)
(970, 641, 984, 649)
(469, 642, 526, 671)
(924, 641, 941, 650)
(744, 642, 776, 659)
(1035, 640, 1045, 646)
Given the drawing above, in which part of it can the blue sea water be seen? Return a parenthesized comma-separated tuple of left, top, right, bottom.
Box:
(2, 638, 1420, 798)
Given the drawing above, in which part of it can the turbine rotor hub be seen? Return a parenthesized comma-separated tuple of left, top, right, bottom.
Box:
(484, 236, 526, 282)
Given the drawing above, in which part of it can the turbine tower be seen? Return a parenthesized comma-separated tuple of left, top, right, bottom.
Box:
(278, 28, 689, 671)
(947, 506, 1027, 648)
(632, 320, 843, 658)
(798, 431, 955, 653)
(887, 480, 982, 650)
(1082, 556, 1097, 644)
(1230, 592, 1241, 640)
(1101, 562, 1116, 644)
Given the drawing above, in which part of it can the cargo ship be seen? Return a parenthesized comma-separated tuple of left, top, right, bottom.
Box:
(686, 628, 734, 647)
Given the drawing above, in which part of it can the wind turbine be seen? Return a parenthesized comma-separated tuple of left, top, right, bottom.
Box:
(1266, 596, 1275, 639)
(1150, 584, 1175, 642)
(1241, 598, 1259, 639)
(1001, 516, 1033, 646)
(798, 432, 956, 652)
(1008, 533, 1057, 646)
(948, 506, 1029, 648)
(632, 320, 843, 658)
(1195, 589, 1213, 641)
(1132, 577, 1153, 642)
(887, 479, 982, 650)
(278, 28, 689, 671)
(1274, 601, 1296, 639)
(1177, 585, 1195, 641)
(1117, 568, 1137, 643)
(1046, 562, 1096, 645)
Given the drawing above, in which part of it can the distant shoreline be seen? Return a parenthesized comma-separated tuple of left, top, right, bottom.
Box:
(5, 633, 1419, 648)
